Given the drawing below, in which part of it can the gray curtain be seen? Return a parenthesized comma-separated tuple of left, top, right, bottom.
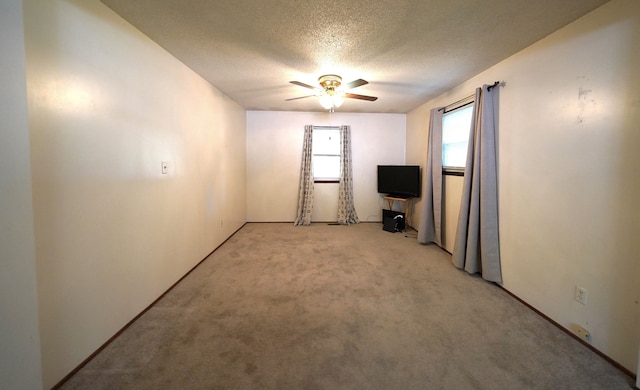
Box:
(418, 108, 444, 246)
(452, 85, 502, 283)
(294, 125, 314, 226)
(337, 125, 360, 225)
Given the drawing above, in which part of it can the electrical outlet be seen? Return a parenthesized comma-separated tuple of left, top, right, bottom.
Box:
(575, 285, 588, 305)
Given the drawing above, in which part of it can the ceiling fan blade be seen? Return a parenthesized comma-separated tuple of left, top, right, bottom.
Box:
(344, 93, 378, 101)
(290, 81, 320, 91)
(285, 95, 316, 101)
(343, 79, 368, 90)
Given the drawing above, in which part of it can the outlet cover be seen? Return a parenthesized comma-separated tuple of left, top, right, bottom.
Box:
(575, 285, 587, 305)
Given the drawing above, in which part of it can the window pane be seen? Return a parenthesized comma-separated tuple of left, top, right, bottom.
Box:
(313, 129, 340, 155)
(312, 127, 341, 180)
(443, 142, 468, 167)
(313, 155, 340, 179)
(442, 104, 473, 168)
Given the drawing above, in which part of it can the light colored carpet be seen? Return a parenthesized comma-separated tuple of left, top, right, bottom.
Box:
(61, 222, 634, 389)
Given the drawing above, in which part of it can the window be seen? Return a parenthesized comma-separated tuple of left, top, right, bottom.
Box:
(312, 127, 341, 182)
(442, 102, 474, 174)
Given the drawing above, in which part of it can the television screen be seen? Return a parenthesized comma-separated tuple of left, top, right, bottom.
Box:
(377, 165, 421, 198)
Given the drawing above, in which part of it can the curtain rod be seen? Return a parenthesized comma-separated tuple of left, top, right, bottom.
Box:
(487, 80, 501, 90)
(439, 94, 474, 113)
(438, 81, 502, 112)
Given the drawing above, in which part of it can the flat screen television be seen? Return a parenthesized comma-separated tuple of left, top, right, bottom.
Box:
(377, 165, 421, 198)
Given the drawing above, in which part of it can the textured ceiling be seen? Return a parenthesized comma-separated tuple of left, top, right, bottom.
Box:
(99, 0, 608, 113)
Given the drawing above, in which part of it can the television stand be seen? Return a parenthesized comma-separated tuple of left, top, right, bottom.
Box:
(383, 195, 414, 228)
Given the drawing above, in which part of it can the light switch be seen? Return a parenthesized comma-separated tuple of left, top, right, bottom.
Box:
(161, 161, 169, 174)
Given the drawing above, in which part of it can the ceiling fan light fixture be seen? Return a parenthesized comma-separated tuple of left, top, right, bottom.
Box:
(318, 75, 344, 110)
(332, 94, 344, 108)
(319, 93, 333, 109)
(319, 91, 344, 110)
(318, 74, 342, 90)
(287, 74, 377, 109)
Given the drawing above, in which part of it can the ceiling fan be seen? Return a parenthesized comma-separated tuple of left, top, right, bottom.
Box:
(286, 74, 378, 110)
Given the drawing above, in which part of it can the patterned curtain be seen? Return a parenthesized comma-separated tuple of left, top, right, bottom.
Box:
(337, 125, 360, 225)
(294, 125, 314, 226)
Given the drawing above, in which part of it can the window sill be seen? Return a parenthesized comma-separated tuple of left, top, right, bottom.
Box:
(443, 167, 465, 176)
(314, 179, 340, 183)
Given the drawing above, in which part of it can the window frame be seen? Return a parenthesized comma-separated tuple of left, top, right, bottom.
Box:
(312, 126, 341, 183)
(442, 98, 474, 176)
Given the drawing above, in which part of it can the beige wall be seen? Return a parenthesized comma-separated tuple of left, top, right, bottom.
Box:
(23, 0, 247, 387)
(0, 1, 44, 389)
(247, 111, 406, 223)
(407, 0, 640, 374)
(441, 176, 463, 251)
(8, 0, 639, 386)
